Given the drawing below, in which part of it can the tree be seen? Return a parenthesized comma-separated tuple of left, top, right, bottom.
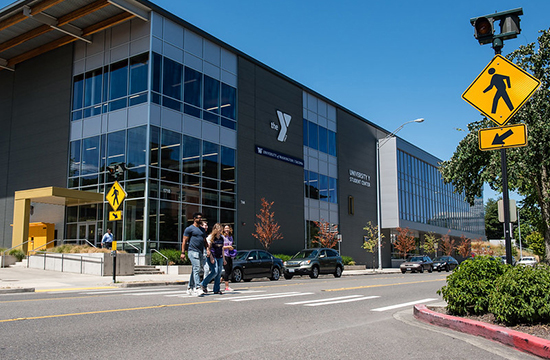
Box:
(393, 227, 416, 259)
(421, 232, 437, 256)
(252, 198, 283, 249)
(527, 231, 546, 261)
(312, 219, 339, 248)
(440, 29, 550, 263)
(485, 198, 503, 239)
(456, 235, 472, 258)
(362, 221, 384, 269)
(440, 231, 456, 256)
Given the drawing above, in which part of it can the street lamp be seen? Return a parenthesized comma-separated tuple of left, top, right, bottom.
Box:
(376, 118, 424, 270)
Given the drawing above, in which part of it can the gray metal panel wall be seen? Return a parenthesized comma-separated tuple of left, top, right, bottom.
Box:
(236, 57, 304, 255)
(0, 46, 73, 248)
(336, 109, 390, 266)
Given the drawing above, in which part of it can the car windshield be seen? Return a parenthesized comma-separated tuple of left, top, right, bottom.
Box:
(292, 250, 318, 259)
(409, 256, 423, 262)
(433, 257, 447, 262)
(522, 257, 534, 261)
(234, 251, 249, 261)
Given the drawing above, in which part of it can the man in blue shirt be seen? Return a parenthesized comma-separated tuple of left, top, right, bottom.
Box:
(101, 229, 113, 249)
(181, 213, 208, 296)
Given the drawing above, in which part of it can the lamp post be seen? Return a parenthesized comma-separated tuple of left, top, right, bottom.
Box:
(376, 118, 424, 270)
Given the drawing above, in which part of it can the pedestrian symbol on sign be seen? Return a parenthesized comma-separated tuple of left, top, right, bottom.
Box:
(483, 68, 513, 114)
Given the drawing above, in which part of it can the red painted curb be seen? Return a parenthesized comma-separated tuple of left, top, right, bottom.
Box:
(413, 304, 550, 359)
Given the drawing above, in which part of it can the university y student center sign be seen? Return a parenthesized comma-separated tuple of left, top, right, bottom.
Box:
(349, 169, 371, 187)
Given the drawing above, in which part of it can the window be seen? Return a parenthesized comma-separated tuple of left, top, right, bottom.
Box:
(203, 75, 220, 124)
(221, 146, 235, 182)
(162, 57, 182, 100)
(107, 130, 125, 167)
(109, 60, 128, 100)
(221, 83, 236, 120)
(319, 126, 328, 153)
(127, 126, 147, 168)
(161, 129, 181, 171)
(182, 135, 201, 175)
(81, 136, 100, 175)
(69, 140, 81, 178)
(129, 53, 148, 95)
(308, 122, 318, 150)
(202, 141, 219, 179)
(184, 66, 202, 108)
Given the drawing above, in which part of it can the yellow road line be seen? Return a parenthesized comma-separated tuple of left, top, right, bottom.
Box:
(0, 301, 219, 323)
(323, 278, 446, 292)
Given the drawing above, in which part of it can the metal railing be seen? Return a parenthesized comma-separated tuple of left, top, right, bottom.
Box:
(30, 251, 105, 276)
(1, 240, 31, 267)
(117, 240, 147, 266)
(151, 248, 169, 274)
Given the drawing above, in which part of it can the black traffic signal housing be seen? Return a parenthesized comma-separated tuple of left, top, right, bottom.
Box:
(106, 162, 127, 179)
(470, 8, 522, 51)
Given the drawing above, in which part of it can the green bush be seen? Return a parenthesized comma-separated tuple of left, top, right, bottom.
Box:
(273, 254, 291, 262)
(341, 256, 355, 266)
(437, 256, 506, 315)
(489, 264, 550, 325)
(152, 249, 189, 265)
(8, 249, 25, 262)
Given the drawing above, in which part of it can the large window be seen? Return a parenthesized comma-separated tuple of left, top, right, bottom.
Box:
(71, 53, 149, 120)
(303, 119, 336, 157)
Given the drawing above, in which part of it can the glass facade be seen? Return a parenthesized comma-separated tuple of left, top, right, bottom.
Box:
(68, 31, 238, 249)
(397, 149, 484, 236)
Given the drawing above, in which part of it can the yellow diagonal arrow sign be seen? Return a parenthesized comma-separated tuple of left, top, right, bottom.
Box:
(478, 123, 527, 151)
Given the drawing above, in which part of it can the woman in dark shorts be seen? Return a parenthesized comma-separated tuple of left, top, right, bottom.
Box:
(222, 225, 237, 292)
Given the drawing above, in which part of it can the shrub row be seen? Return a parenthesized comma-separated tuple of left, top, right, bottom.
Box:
(438, 255, 550, 325)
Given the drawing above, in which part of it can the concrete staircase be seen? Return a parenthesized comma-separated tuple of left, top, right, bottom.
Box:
(134, 265, 164, 275)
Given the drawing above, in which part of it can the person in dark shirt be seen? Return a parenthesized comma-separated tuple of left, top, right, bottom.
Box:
(181, 212, 207, 296)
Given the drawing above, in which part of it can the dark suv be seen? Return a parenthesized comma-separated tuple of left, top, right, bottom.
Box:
(283, 248, 344, 279)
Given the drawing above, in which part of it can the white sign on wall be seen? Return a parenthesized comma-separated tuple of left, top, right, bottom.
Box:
(349, 169, 371, 187)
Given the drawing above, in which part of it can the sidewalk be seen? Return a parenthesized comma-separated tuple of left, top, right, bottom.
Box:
(0, 263, 401, 293)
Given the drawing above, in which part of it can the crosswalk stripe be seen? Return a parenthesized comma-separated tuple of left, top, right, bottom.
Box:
(304, 295, 380, 307)
(131, 290, 188, 296)
(286, 295, 364, 305)
(371, 298, 438, 312)
(227, 292, 314, 302)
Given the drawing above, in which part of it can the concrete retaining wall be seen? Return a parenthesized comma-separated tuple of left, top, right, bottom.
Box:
(1, 255, 16, 267)
(28, 253, 134, 276)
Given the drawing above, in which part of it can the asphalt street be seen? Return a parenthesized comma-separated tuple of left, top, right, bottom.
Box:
(0, 273, 539, 359)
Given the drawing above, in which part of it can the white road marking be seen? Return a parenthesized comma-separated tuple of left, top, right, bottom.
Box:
(371, 298, 438, 312)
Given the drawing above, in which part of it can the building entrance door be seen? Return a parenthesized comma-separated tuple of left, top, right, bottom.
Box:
(78, 223, 97, 247)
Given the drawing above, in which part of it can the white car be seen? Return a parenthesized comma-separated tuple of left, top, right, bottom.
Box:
(517, 256, 537, 267)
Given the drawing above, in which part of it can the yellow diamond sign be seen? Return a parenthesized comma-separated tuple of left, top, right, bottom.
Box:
(462, 54, 540, 127)
(478, 123, 527, 151)
(106, 181, 126, 211)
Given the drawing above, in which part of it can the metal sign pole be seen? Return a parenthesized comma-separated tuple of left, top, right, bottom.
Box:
(501, 149, 513, 265)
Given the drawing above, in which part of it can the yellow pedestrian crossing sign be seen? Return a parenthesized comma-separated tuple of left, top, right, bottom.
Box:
(478, 123, 527, 151)
(462, 54, 540, 127)
(106, 181, 126, 212)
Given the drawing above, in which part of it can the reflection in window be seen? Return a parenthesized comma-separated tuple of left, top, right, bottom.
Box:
(161, 129, 181, 171)
(82, 136, 99, 175)
(162, 57, 182, 100)
(184, 67, 202, 107)
(221, 146, 235, 182)
(308, 121, 318, 150)
(202, 141, 219, 179)
(221, 83, 236, 120)
(69, 140, 81, 177)
(183, 135, 201, 175)
(107, 130, 125, 166)
(109, 60, 128, 100)
(127, 126, 147, 167)
(130, 53, 148, 95)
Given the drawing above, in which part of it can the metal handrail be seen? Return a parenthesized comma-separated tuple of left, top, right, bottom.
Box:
(30, 251, 105, 276)
(2, 239, 33, 267)
(151, 248, 169, 274)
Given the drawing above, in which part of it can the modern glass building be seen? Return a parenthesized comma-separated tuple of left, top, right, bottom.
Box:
(0, 0, 484, 267)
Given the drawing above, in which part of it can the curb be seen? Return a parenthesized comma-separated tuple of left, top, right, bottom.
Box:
(0, 288, 35, 294)
(413, 304, 550, 359)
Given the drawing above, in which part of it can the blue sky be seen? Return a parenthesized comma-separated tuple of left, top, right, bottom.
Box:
(149, 0, 549, 203)
(4, 0, 549, 203)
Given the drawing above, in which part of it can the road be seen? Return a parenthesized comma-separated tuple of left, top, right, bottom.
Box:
(0, 272, 538, 359)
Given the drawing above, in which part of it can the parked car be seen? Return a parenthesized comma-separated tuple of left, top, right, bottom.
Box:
(499, 255, 517, 265)
(517, 256, 537, 267)
(432, 256, 459, 272)
(231, 250, 284, 282)
(283, 248, 344, 279)
(400, 256, 433, 274)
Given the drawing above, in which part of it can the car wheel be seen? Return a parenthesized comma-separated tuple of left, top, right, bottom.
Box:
(419, 266, 424, 273)
(309, 266, 319, 279)
(270, 267, 281, 281)
(232, 268, 243, 282)
(401, 269, 406, 274)
(284, 274, 293, 280)
(334, 266, 343, 278)
(445, 265, 450, 272)
(437, 268, 441, 272)
(428, 266, 433, 273)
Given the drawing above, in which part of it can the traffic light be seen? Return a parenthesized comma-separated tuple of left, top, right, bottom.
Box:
(470, 8, 523, 50)
(106, 162, 127, 179)
(473, 17, 494, 44)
